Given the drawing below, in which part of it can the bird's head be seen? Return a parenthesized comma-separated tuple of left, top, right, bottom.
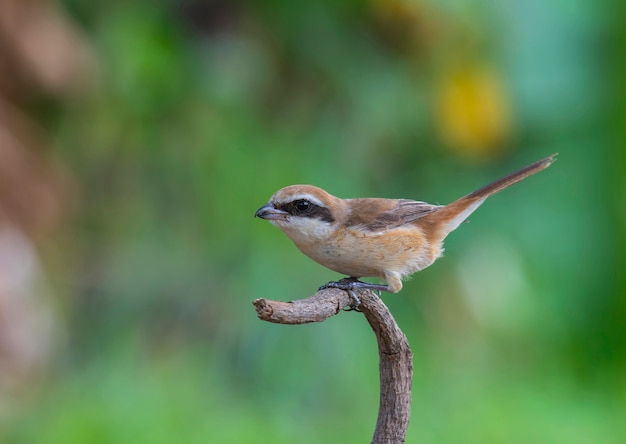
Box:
(255, 185, 346, 242)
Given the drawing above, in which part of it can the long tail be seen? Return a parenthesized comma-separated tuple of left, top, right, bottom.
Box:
(425, 154, 557, 239)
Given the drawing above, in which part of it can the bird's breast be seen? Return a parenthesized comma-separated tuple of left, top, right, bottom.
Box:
(285, 225, 440, 279)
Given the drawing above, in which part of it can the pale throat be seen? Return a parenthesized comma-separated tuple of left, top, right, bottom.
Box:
(272, 216, 335, 246)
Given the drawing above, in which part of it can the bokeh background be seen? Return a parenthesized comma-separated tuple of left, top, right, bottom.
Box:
(0, 0, 624, 442)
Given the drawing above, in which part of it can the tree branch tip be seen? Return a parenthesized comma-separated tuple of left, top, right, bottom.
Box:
(252, 297, 274, 319)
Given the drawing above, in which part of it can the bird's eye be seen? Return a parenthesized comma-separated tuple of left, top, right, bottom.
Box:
(294, 199, 311, 212)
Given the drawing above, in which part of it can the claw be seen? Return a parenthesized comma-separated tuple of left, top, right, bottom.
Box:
(342, 289, 362, 312)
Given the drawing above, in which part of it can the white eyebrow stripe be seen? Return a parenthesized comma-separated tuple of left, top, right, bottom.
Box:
(286, 193, 326, 208)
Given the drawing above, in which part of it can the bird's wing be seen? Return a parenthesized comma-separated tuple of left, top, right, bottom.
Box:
(347, 198, 442, 231)
(377, 199, 443, 229)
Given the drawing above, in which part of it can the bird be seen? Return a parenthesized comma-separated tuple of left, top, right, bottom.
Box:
(255, 154, 556, 294)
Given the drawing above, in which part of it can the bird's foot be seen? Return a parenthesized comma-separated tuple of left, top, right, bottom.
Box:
(319, 278, 387, 311)
(319, 277, 389, 293)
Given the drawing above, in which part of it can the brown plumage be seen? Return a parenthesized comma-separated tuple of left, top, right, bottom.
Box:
(256, 154, 556, 293)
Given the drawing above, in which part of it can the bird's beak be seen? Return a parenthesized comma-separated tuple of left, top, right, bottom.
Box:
(255, 203, 289, 221)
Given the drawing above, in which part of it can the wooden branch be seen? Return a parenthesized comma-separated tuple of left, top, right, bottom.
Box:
(252, 287, 353, 324)
(253, 288, 413, 444)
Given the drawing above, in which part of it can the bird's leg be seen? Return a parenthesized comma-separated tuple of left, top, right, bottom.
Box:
(319, 278, 388, 311)
(319, 277, 390, 294)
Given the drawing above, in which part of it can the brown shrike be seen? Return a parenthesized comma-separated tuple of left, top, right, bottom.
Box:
(255, 155, 556, 294)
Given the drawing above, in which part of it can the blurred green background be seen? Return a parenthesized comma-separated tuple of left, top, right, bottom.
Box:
(0, 0, 624, 442)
